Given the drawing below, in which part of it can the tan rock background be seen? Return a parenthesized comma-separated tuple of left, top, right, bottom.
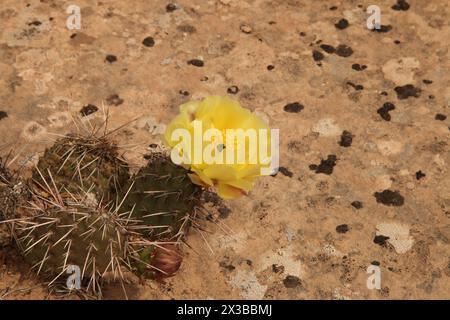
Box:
(0, 0, 449, 299)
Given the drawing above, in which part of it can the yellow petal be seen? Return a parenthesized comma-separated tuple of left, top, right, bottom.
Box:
(180, 100, 200, 115)
(217, 183, 246, 199)
(196, 96, 243, 129)
(188, 173, 210, 188)
(164, 113, 192, 147)
(226, 178, 254, 192)
(191, 169, 214, 186)
(203, 165, 238, 181)
(236, 165, 261, 179)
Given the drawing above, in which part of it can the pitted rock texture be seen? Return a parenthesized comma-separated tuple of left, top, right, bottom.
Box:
(0, 0, 449, 300)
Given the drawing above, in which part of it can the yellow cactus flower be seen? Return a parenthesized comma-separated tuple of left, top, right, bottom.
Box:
(164, 96, 272, 199)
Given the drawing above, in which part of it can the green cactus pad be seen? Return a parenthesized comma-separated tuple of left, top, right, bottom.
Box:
(32, 134, 129, 203)
(119, 153, 202, 279)
(120, 153, 202, 242)
(16, 194, 128, 288)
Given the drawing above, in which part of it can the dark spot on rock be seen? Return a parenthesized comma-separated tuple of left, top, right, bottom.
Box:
(227, 86, 239, 94)
(200, 76, 209, 81)
(149, 143, 158, 148)
(415, 170, 426, 180)
(335, 18, 349, 30)
(352, 63, 367, 71)
(106, 94, 124, 106)
(392, 0, 410, 11)
(347, 81, 363, 91)
(70, 33, 77, 39)
(377, 102, 396, 121)
(299, 32, 306, 37)
(371, 261, 380, 266)
(435, 114, 447, 121)
(374, 190, 404, 206)
(320, 44, 335, 53)
(272, 264, 284, 273)
(187, 59, 204, 67)
(80, 104, 98, 117)
(329, 6, 338, 10)
(374, 235, 390, 246)
(283, 102, 304, 113)
(267, 64, 275, 70)
(0, 111, 8, 121)
(218, 206, 231, 219)
(422, 79, 433, 85)
(394, 40, 401, 44)
(394, 84, 421, 99)
(28, 20, 41, 26)
(373, 25, 392, 33)
(428, 95, 435, 100)
(310, 155, 337, 175)
(381, 91, 388, 96)
(335, 44, 353, 57)
(283, 275, 301, 288)
(105, 54, 117, 63)
(219, 261, 235, 272)
(312, 50, 324, 62)
(179, 90, 189, 96)
(336, 224, 349, 234)
(339, 130, 354, 147)
(166, 3, 178, 12)
(142, 36, 155, 47)
(246, 259, 253, 266)
(278, 167, 293, 178)
(351, 201, 363, 209)
(177, 24, 196, 33)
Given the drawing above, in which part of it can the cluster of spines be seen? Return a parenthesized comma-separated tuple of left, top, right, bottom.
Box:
(16, 167, 134, 295)
(120, 153, 201, 241)
(117, 153, 202, 278)
(1, 155, 30, 247)
(33, 133, 130, 202)
(2, 129, 205, 296)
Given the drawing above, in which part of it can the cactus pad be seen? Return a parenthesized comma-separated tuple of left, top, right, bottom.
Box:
(33, 134, 129, 203)
(121, 153, 202, 241)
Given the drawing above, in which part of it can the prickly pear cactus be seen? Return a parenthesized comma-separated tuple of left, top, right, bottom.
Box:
(6, 133, 135, 293)
(15, 191, 128, 292)
(120, 153, 202, 278)
(33, 134, 129, 203)
(121, 153, 201, 241)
